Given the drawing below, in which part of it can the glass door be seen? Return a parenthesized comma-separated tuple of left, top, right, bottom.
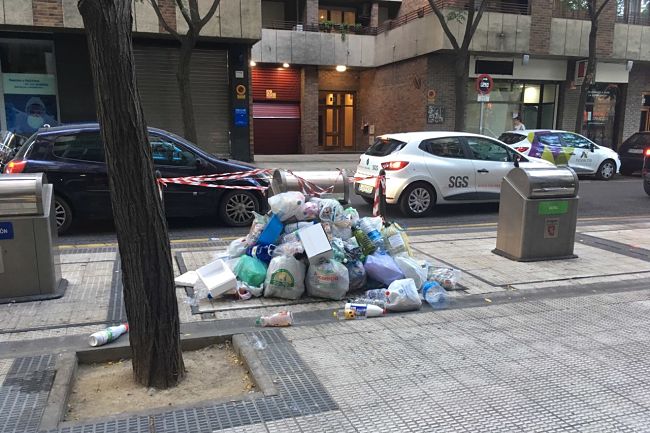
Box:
(318, 91, 355, 151)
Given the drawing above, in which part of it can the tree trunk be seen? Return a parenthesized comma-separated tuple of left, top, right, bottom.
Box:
(453, 51, 469, 132)
(78, 0, 185, 389)
(575, 18, 599, 134)
(178, 37, 198, 144)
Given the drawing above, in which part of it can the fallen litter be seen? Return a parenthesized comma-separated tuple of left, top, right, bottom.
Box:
(177, 190, 463, 322)
(89, 323, 129, 347)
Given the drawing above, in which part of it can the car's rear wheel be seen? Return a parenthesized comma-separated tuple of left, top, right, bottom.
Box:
(54, 195, 72, 234)
(219, 190, 260, 227)
(399, 182, 435, 217)
(596, 159, 616, 180)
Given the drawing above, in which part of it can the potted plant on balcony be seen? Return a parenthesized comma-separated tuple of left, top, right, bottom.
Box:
(320, 20, 334, 32)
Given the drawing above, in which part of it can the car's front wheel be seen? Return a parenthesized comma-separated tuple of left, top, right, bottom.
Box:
(399, 182, 435, 217)
(54, 195, 73, 234)
(596, 159, 616, 180)
(219, 190, 260, 227)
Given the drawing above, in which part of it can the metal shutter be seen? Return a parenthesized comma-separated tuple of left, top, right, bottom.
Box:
(133, 45, 230, 156)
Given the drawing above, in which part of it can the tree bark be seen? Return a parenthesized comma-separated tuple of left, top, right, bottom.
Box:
(454, 52, 469, 132)
(575, 17, 599, 134)
(178, 36, 198, 145)
(78, 0, 185, 389)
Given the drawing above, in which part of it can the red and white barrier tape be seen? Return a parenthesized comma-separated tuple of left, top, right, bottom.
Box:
(157, 168, 271, 191)
(372, 175, 386, 218)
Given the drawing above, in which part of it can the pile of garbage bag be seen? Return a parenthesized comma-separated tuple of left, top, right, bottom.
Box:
(176, 191, 463, 313)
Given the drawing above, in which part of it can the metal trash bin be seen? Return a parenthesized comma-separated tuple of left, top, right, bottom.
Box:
(493, 166, 579, 262)
(0, 173, 66, 302)
(271, 169, 350, 204)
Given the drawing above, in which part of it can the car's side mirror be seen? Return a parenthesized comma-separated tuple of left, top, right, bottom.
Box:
(513, 154, 520, 168)
(590, 143, 595, 152)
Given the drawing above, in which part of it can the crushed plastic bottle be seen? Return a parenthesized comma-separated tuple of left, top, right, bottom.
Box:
(359, 217, 384, 251)
(422, 281, 449, 309)
(256, 311, 293, 327)
(89, 324, 129, 347)
(334, 303, 385, 320)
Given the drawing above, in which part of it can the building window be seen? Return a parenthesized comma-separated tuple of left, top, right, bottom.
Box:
(319, 8, 356, 25)
(583, 84, 619, 147)
(465, 81, 558, 138)
(0, 39, 59, 135)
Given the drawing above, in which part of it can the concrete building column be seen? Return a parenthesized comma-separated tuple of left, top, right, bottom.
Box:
(303, 0, 319, 26)
(301, 66, 319, 154)
(370, 3, 379, 28)
(529, 0, 553, 54)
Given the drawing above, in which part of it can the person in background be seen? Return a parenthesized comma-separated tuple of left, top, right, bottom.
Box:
(512, 113, 526, 131)
(12, 97, 58, 136)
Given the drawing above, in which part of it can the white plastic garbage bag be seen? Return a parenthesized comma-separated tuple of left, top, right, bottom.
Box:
(268, 191, 305, 221)
(385, 278, 422, 312)
(306, 259, 349, 300)
(227, 237, 248, 258)
(264, 255, 306, 300)
(394, 254, 427, 290)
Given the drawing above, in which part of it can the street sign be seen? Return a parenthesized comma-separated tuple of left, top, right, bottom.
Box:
(477, 94, 490, 102)
(476, 74, 493, 95)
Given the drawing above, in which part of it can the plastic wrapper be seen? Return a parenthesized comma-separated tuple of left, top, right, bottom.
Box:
(382, 222, 412, 257)
(427, 267, 462, 290)
(294, 202, 319, 221)
(364, 252, 405, 286)
(264, 255, 306, 300)
(284, 221, 315, 234)
(346, 259, 367, 292)
(306, 259, 350, 300)
(227, 237, 248, 258)
(268, 191, 305, 221)
(245, 213, 269, 246)
(318, 199, 345, 223)
(280, 232, 300, 244)
(273, 241, 304, 257)
(385, 278, 422, 312)
(234, 255, 268, 287)
(394, 254, 427, 290)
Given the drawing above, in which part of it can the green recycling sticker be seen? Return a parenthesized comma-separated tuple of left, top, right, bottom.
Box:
(538, 200, 568, 215)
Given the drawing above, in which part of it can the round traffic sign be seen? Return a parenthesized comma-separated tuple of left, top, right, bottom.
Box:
(476, 74, 493, 95)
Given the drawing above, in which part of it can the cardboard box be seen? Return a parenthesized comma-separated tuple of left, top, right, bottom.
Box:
(298, 223, 333, 265)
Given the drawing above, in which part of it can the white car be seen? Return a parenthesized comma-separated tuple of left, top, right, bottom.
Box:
(354, 131, 553, 217)
(499, 130, 621, 180)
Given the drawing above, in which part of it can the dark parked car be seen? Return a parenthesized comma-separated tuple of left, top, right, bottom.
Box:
(0, 130, 28, 172)
(3, 123, 266, 233)
(619, 132, 650, 175)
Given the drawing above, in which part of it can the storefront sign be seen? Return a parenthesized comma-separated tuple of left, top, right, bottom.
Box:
(0, 222, 13, 240)
(234, 108, 248, 127)
(265, 89, 277, 99)
(3, 73, 58, 136)
(475, 74, 493, 95)
(426, 105, 444, 124)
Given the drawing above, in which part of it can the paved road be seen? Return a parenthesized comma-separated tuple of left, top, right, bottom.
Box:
(59, 175, 649, 245)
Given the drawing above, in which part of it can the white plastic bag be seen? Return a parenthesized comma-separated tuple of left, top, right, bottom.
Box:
(264, 255, 306, 300)
(227, 237, 248, 258)
(268, 191, 306, 222)
(318, 199, 345, 223)
(427, 267, 462, 290)
(294, 202, 319, 221)
(306, 259, 349, 300)
(394, 254, 427, 290)
(385, 278, 422, 312)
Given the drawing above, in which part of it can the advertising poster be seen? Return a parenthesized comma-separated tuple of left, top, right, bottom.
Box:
(3, 73, 59, 136)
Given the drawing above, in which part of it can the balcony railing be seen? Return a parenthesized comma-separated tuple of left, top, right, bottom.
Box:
(616, 12, 650, 25)
(262, 1, 530, 37)
(552, 0, 591, 20)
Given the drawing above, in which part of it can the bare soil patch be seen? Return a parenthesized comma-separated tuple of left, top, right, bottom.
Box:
(65, 343, 254, 422)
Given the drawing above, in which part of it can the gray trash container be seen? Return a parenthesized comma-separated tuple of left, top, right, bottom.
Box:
(271, 169, 350, 204)
(0, 173, 66, 302)
(493, 166, 579, 262)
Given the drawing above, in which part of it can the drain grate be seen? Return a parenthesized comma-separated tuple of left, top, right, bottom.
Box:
(106, 257, 126, 323)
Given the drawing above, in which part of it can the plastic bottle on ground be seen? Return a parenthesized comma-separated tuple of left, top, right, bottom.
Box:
(89, 323, 129, 347)
(422, 281, 449, 309)
(359, 218, 384, 251)
(256, 311, 293, 327)
(345, 303, 385, 317)
(353, 228, 376, 256)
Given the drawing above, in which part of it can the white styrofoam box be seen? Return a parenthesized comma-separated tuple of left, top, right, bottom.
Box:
(174, 270, 198, 287)
(195, 259, 238, 298)
(298, 223, 333, 265)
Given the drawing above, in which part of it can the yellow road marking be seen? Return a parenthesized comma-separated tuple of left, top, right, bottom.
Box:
(57, 214, 649, 249)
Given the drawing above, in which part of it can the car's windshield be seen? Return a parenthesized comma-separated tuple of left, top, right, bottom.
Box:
(623, 133, 650, 150)
(365, 137, 406, 157)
